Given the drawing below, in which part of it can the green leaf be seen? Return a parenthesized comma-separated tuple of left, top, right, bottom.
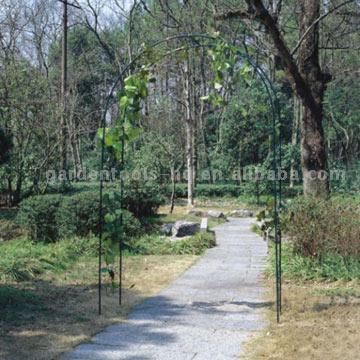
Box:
(105, 251, 116, 265)
(96, 127, 107, 141)
(119, 96, 129, 109)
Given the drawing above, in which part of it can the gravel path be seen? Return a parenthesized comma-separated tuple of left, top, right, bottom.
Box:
(62, 218, 268, 360)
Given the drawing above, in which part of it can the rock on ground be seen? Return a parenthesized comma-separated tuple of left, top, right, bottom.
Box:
(171, 221, 200, 238)
(160, 223, 173, 236)
(206, 210, 226, 219)
(230, 209, 254, 218)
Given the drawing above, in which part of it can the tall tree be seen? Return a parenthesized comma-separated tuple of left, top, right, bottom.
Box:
(216, 0, 335, 196)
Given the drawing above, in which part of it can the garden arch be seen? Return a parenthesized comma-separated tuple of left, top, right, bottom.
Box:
(97, 34, 283, 322)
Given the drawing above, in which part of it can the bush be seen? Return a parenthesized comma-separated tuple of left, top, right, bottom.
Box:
(123, 179, 165, 217)
(285, 197, 360, 259)
(196, 184, 243, 197)
(57, 191, 102, 238)
(168, 183, 243, 198)
(57, 191, 142, 239)
(268, 243, 360, 281)
(18, 191, 142, 243)
(17, 195, 62, 242)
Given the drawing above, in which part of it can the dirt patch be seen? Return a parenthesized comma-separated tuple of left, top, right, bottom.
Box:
(243, 280, 360, 360)
(0, 255, 197, 360)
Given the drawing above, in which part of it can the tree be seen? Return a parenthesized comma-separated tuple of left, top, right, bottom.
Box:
(215, 0, 337, 196)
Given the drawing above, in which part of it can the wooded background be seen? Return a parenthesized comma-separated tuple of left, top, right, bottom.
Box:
(0, 0, 359, 204)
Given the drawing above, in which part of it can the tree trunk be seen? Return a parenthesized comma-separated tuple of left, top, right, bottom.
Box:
(199, 100, 214, 184)
(183, 58, 194, 206)
(170, 165, 176, 214)
(298, 0, 329, 197)
(246, 0, 330, 197)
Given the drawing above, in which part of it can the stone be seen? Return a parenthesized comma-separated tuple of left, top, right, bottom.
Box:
(171, 221, 200, 238)
(230, 209, 254, 218)
(207, 210, 226, 219)
(160, 223, 173, 236)
(200, 217, 208, 232)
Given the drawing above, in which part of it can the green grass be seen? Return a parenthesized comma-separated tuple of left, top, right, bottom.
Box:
(312, 286, 360, 298)
(0, 285, 46, 324)
(0, 236, 98, 282)
(126, 231, 216, 255)
(330, 192, 360, 205)
(267, 244, 360, 281)
(0, 230, 215, 282)
(0, 209, 22, 241)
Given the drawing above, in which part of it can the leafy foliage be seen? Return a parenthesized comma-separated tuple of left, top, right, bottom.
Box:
(17, 191, 144, 243)
(123, 179, 165, 218)
(17, 195, 62, 243)
(98, 68, 154, 160)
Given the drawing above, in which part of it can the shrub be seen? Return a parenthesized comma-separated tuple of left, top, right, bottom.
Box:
(57, 191, 142, 239)
(18, 191, 142, 243)
(17, 195, 62, 243)
(167, 183, 243, 198)
(123, 179, 165, 217)
(57, 191, 102, 238)
(196, 184, 243, 197)
(285, 197, 360, 259)
(268, 243, 360, 281)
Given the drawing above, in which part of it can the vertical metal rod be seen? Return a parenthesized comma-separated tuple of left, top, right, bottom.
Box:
(276, 99, 282, 314)
(279, 233, 282, 312)
(119, 115, 125, 305)
(60, 0, 68, 172)
(98, 108, 107, 316)
(248, 59, 282, 323)
(275, 240, 280, 322)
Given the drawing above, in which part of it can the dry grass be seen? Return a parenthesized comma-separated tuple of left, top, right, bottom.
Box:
(243, 280, 360, 360)
(0, 255, 197, 360)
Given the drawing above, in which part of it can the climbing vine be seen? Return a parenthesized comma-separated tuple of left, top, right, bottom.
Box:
(202, 41, 252, 107)
(97, 67, 154, 289)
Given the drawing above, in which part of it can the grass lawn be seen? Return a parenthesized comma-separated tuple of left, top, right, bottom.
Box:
(0, 195, 261, 359)
(244, 280, 360, 360)
(0, 254, 197, 360)
(0, 197, 227, 360)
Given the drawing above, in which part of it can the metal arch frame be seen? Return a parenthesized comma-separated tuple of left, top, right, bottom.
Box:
(97, 33, 283, 322)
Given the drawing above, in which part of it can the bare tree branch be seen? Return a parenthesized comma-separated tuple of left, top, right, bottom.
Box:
(214, 9, 250, 20)
(57, 0, 82, 10)
(291, 0, 355, 56)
